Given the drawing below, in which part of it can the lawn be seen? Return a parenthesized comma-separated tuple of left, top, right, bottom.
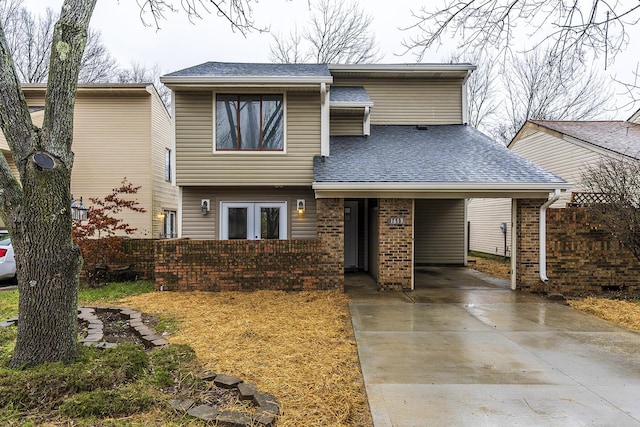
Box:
(0, 282, 372, 426)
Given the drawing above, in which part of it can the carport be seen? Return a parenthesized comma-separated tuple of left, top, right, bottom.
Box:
(313, 124, 569, 292)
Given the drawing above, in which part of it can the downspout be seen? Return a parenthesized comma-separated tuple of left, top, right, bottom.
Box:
(320, 83, 330, 156)
(539, 189, 561, 282)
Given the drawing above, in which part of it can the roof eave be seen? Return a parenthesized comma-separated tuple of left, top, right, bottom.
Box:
(160, 76, 334, 85)
(328, 64, 477, 73)
(330, 101, 374, 108)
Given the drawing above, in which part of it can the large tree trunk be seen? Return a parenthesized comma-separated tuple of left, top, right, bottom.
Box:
(0, 0, 96, 367)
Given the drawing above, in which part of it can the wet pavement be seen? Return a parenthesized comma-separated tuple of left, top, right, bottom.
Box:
(347, 267, 640, 426)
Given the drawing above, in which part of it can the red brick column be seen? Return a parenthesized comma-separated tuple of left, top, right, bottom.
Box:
(515, 198, 547, 292)
(377, 198, 413, 291)
(316, 198, 345, 290)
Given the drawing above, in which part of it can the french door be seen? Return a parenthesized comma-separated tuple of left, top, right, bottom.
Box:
(220, 202, 287, 240)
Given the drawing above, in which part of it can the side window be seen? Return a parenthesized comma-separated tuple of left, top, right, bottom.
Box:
(220, 202, 287, 240)
(165, 148, 172, 182)
(215, 95, 284, 151)
(163, 210, 176, 238)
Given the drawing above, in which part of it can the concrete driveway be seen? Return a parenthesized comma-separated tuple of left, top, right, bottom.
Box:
(347, 267, 640, 426)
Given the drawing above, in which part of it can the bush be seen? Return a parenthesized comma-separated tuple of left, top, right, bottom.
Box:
(59, 383, 160, 417)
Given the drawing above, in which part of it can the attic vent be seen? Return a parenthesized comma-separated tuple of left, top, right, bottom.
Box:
(416, 125, 428, 130)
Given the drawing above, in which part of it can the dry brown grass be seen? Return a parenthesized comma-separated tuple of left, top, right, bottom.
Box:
(121, 290, 372, 427)
(568, 297, 640, 332)
(469, 257, 511, 280)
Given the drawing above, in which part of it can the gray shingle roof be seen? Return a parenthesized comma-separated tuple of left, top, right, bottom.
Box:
(530, 120, 640, 160)
(330, 86, 372, 105)
(164, 62, 331, 78)
(314, 125, 566, 184)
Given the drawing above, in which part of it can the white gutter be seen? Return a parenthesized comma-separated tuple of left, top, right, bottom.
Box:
(320, 83, 330, 156)
(461, 70, 471, 124)
(363, 106, 371, 136)
(539, 189, 561, 282)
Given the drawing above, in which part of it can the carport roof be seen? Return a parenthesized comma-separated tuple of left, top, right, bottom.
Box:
(313, 125, 568, 197)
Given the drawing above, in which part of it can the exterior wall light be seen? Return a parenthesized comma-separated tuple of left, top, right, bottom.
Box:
(201, 199, 210, 215)
(297, 199, 305, 214)
(71, 195, 88, 222)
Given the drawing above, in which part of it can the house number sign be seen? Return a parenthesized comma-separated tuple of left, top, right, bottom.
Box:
(388, 217, 405, 225)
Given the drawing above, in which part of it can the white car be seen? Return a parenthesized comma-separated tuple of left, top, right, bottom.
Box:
(0, 232, 16, 282)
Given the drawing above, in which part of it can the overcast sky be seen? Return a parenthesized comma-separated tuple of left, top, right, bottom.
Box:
(20, 0, 640, 117)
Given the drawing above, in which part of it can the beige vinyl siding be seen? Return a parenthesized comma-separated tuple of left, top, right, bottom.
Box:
(181, 187, 316, 240)
(467, 198, 512, 256)
(332, 78, 463, 125)
(149, 90, 178, 238)
(70, 94, 154, 238)
(174, 91, 320, 186)
(511, 131, 604, 206)
(414, 199, 465, 265)
(330, 114, 364, 136)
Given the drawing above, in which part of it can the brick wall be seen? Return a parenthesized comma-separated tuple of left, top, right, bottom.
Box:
(316, 198, 345, 291)
(154, 238, 340, 291)
(515, 198, 547, 293)
(79, 238, 154, 280)
(546, 207, 640, 294)
(377, 198, 413, 291)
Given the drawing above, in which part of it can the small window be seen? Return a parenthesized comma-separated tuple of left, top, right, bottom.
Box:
(216, 95, 284, 151)
(165, 148, 172, 182)
(220, 202, 287, 240)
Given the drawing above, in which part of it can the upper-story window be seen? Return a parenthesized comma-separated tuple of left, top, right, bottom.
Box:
(216, 95, 284, 151)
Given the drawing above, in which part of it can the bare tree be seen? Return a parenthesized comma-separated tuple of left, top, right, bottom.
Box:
(116, 62, 171, 108)
(269, 0, 382, 64)
(492, 49, 614, 143)
(581, 156, 640, 262)
(446, 51, 498, 130)
(402, 0, 640, 66)
(0, 2, 117, 83)
(0, 0, 260, 367)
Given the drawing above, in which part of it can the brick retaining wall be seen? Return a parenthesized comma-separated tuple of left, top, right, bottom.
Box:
(79, 238, 154, 281)
(546, 207, 640, 294)
(154, 238, 342, 292)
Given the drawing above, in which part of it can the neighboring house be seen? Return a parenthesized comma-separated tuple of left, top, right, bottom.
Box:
(0, 84, 178, 239)
(468, 109, 640, 257)
(160, 62, 567, 291)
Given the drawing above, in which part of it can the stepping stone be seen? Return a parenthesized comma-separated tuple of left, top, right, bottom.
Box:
(151, 338, 169, 347)
(0, 319, 17, 327)
(82, 333, 104, 342)
(214, 374, 243, 389)
(187, 404, 219, 421)
(238, 382, 257, 400)
(253, 392, 280, 415)
(169, 399, 195, 412)
(216, 410, 251, 426)
(199, 372, 217, 381)
(253, 411, 276, 427)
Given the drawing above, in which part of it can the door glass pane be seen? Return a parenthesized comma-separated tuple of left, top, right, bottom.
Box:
(239, 96, 260, 149)
(260, 207, 280, 239)
(216, 95, 238, 149)
(228, 208, 248, 239)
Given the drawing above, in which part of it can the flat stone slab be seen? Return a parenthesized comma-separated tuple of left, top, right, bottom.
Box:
(199, 372, 217, 381)
(253, 392, 280, 415)
(0, 318, 17, 327)
(214, 374, 243, 389)
(169, 399, 195, 412)
(187, 404, 219, 421)
(253, 412, 276, 426)
(237, 382, 257, 400)
(216, 410, 251, 426)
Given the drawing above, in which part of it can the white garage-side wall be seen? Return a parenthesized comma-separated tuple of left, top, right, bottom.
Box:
(414, 199, 465, 265)
(467, 198, 512, 257)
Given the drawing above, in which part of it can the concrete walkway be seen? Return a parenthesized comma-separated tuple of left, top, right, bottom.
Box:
(347, 267, 640, 427)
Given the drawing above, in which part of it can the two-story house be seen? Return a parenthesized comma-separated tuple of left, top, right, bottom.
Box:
(0, 84, 178, 239)
(160, 62, 568, 293)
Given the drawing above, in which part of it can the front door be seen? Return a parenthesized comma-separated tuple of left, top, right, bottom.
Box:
(344, 201, 358, 269)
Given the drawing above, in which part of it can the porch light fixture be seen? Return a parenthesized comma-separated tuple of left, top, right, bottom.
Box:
(201, 199, 210, 215)
(297, 199, 305, 214)
(71, 195, 88, 222)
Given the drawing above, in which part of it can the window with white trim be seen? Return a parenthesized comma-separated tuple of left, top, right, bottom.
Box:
(216, 95, 284, 151)
(165, 148, 172, 182)
(220, 202, 287, 240)
(163, 210, 176, 238)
